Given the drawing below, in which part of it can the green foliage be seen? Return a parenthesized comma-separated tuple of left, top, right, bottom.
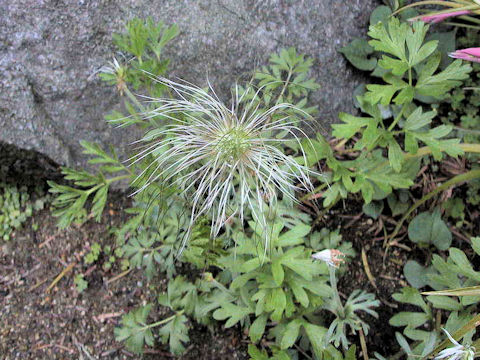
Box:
(74, 274, 88, 293)
(48, 141, 129, 228)
(157, 312, 189, 355)
(340, 38, 377, 71)
(121, 196, 221, 279)
(106, 17, 179, 92)
(253, 47, 320, 114)
(137, 218, 372, 357)
(115, 302, 188, 356)
(302, 134, 420, 206)
(304, 16, 472, 209)
(388, 285, 475, 359)
(442, 197, 466, 227)
(114, 305, 155, 355)
(47, 11, 480, 360)
(85, 242, 101, 264)
(0, 183, 45, 241)
(386, 190, 411, 216)
(113, 18, 179, 62)
(49, 18, 178, 229)
(116, 214, 370, 358)
(433, 29, 480, 208)
(81, 240, 126, 272)
(407, 208, 452, 250)
(324, 289, 379, 350)
(307, 228, 355, 259)
(389, 240, 480, 357)
(406, 241, 480, 301)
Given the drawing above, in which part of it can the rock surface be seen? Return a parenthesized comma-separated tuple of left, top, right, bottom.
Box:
(0, 0, 377, 172)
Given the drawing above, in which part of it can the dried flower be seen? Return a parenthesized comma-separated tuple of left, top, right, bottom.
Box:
(312, 249, 345, 267)
(99, 57, 128, 95)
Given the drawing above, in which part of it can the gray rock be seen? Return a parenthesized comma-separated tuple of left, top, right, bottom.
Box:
(0, 0, 377, 175)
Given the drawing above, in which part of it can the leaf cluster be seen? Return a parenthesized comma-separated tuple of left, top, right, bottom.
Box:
(104, 17, 178, 91)
(305, 16, 472, 208)
(386, 239, 480, 358)
(0, 183, 45, 241)
(48, 141, 129, 228)
(236, 47, 320, 122)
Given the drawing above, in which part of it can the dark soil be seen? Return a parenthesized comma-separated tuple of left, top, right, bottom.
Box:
(313, 198, 409, 357)
(1, 185, 476, 359)
(0, 194, 247, 360)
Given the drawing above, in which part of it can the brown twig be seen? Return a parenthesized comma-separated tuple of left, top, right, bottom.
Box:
(93, 311, 124, 323)
(45, 262, 76, 293)
(361, 248, 377, 289)
(359, 328, 370, 360)
(106, 269, 132, 286)
(29, 277, 49, 292)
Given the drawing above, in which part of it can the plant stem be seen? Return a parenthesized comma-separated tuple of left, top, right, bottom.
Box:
(329, 266, 345, 318)
(124, 85, 162, 127)
(141, 310, 185, 331)
(300, 183, 328, 202)
(454, 126, 480, 135)
(388, 104, 406, 132)
(459, 14, 480, 25)
(444, 21, 480, 30)
(429, 313, 480, 357)
(393, 1, 473, 16)
(124, 86, 148, 116)
(388, 168, 480, 243)
(404, 143, 480, 159)
(275, 70, 293, 106)
(106, 174, 132, 184)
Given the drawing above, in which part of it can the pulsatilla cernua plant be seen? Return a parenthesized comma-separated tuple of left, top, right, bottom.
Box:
(125, 76, 316, 246)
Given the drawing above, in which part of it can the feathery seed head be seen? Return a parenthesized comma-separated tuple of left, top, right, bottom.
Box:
(435, 329, 475, 360)
(215, 126, 252, 161)
(126, 76, 316, 244)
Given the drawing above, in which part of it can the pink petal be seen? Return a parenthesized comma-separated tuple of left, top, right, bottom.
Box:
(458, 47, 480, 58)
(450, 48, 480, 63)
(420, 10, 471, 23)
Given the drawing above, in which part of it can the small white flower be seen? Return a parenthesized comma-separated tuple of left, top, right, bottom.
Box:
(435, 329, 475, 360)
(312, 249, 345, 268)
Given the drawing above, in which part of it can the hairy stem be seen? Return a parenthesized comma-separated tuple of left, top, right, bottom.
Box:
(329, 266, 345, 318)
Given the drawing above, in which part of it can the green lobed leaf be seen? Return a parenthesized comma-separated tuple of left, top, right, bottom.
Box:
(408, 208, 452, 250)
(389, 312, 430, 328)
(392, 287, 429, 313)
(158, 314, 189, 355)
(249, 314, 268, 343)
(280, 319, 302, 349)
(339, 38, 377, 71)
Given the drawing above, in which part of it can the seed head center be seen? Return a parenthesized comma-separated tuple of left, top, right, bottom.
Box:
(216, 127, 251, 161)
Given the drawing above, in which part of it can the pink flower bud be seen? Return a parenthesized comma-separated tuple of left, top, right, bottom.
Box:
(449, 48, 480, 63)
(413, 10, 472, 24)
